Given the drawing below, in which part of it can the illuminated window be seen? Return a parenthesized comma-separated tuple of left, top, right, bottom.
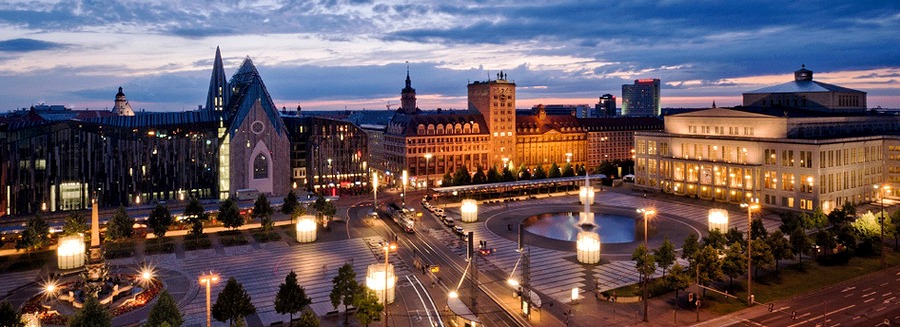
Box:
(254, 154, 268, 179)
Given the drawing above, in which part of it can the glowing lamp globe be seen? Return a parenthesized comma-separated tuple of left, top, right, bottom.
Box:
(57, 234, 86, 270)
(576, 231, 601, 264)
(708, 209, 729, 233)
(460, 199, 478, 223)
(295, 215, 317, 243)
(365, 263, 396, 304)
(579, 186, 595, 205)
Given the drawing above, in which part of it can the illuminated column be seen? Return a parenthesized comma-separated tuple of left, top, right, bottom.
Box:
(576, 231, 601, 264)
(707, 209, 729, 233)
(579, 185, 595, 205)
(57, 234, 86, 270)
(295, 215, 317, 243)
(460, 199, 478, 223)
(366, 263, 396, 304)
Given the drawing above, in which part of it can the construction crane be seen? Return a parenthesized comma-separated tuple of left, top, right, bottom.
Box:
(386, 102, 394, 110)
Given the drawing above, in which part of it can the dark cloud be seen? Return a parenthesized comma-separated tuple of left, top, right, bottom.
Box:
(0, 38, 67, 52)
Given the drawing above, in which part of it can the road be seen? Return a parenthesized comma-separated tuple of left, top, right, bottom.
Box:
(699, 266, 900, 327)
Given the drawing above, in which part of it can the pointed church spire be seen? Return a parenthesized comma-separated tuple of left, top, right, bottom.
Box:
(205, 46, 230, 112)
(401, 63, 417, 114)
(405, 61, 411, 88)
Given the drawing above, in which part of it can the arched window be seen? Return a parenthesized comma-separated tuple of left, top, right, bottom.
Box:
(254, 153, 268, 179)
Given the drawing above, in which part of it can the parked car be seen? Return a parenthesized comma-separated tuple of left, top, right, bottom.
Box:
(443, 217, 455, 227)
(454, 226, 464, 235)
(434, 208, 444, 214)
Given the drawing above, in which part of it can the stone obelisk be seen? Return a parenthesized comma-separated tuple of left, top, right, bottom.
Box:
(85, 197, 107, 294)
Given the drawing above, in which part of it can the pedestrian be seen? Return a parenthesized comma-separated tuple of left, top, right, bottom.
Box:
(507, 224, 512, 231)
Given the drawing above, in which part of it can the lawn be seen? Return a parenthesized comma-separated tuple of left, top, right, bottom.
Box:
(105, 241, 136, 259)
(251, 228, 281, 243)
(183, 234, 213, 251)
(218, 230, 249, 247)
(145, 238, 176, 254)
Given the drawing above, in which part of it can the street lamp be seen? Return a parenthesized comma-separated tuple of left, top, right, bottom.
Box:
(372, 172, 379, 213)
(401, 170, 408, 207)
(199, 272, 219, 327)
(875, 184, 891, 269)
(424, 153, 432, 188)
(740, 200, 760, 305)
(566, 152, 573, 164)
(382, 242, 397, 327)
(636, 208, 655, 247)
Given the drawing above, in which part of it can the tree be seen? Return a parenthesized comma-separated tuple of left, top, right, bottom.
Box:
(806, 208, 829, 230)
(184, 197, 209, 238)
(815, 230, 837, 256)
(750, 239, 775, 277)
(441, 171, 453, 186)
(768, 230, 793, 274)
(486, 167, 500, 184)
(0, 300, 24, 327)
(452, 166, 471, 186)
(296, 309, 320, 327)
(105, 206, 134, 241)
(252, 194, 275, 235)
(212, 277, 256, 327)
(501, 165, 515, 182)
(69, 296, 112, 327)
(891, 209, 900, 250)
(681, 233, 700, 263)
(561, 162, 575, 177)
(725, 227, 744, 245)
(219, 197, 243, 230)
(750, 218, 767, 240)
(632, 244, 655, 322)
(320, 201, 337, 223)
(828, 202, 855, 227)
(851, 210, 886, 239)
(597, 160, 616, 177)
(330, 263, 359, 324)
(576, 164, 587, 176)
(548, 162, 561, 178)
(146, 290, 183, 327)
(532, 165, 547, 180)
(275, 270, 311, 323)
(282, 190, 300, 217)
(789, 226, 810, 264)
(702, 229, 727, 250)
(720, 242, 746, 289)
(654, 238, 676, 275)
(16, 214, 49, 252)
(666, 262, 692, 306)
(518, 164, 531, 180)
(147, 204, 173, 239)
(61, 212, 87, 236)
(472, 165, 486, 184)
(695, 245, 723, 287)
(353, 286, 384, 327)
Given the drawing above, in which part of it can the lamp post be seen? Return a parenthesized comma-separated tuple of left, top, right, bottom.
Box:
(741, 200, 759, 305)
(382, 242, 397, 327)
(199, 272, 219, 327)
(636, 208, 655, 247)
(401, 170, 408, 207)
(424, 153, 432, 189)
(875, 184, 891, 269)
(566, 152, 572, 164)
(372, 172, 379, 213)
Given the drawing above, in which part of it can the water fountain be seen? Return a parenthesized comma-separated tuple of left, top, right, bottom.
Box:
(575, 175, 601, 264)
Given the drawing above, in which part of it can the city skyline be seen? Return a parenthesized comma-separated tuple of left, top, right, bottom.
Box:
(0, 1, 898, 112)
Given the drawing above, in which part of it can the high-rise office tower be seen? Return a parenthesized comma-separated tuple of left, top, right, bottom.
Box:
(621, 79, 660, 116)
(596, 94, 616, 117)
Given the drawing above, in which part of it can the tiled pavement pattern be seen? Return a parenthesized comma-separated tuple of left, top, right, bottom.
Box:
(110, 235, 408, 326)
(438, 191, 780, 303)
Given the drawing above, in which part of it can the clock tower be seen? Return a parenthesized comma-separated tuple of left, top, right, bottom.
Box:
(468, 72, 516, 169)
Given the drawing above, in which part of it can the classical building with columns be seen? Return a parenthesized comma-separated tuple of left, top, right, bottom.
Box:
(634, 66, 900, 212)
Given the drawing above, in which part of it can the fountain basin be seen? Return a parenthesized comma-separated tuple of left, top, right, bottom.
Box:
(523, 212, 637, 244)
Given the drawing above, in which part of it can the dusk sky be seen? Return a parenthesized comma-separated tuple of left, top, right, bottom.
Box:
(0, 0, 898, 112)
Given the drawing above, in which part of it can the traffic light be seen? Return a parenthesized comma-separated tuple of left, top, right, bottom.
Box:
(768, 304, 774, 312)
(791, 311, 796, 320)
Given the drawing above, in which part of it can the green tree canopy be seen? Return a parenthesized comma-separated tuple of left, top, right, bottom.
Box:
(16, 214, 49, 252)
(472, 165, 487, 184)
(750, 239, 775, 277)
(768, 230, 793, 274)
(212, 277, 256, 327)
(702, 229, 727, 250)
(296, 309, 320, 327)
(665, 262, 692, 300)
(452, 166, 471, 185)
(146, 290, 183, 327)
(184, 197, 209, 238)
(275, 270, 311, 322)
(69, 296, 112, 327)
(561, 162, 575, 177)
(105, 206, 135, 241)
(0, 300, 24, 327)
(789, 226, 810, 264)
(851, 210, 888, 239)
(218, 197, 243, 230)
(695, 245, 723, 285)
(681, 233, 700, 264)
(548, 162, 561, 179)
(353, 286, 384, 327)
(441, 171, 454, 186)
(501, 165, 515, 182)
(532, 165, 547, 180)
(147, 204, 173, 239)
(252, 194, 275, 234)
(576, 164, 587, 176)
(632, 244, 655, 323)
(282, 190, 300, 216)
(750, 218, 767, 240)
(518, 164, 531, 180)
(61, 212, 87, 237)
(720, 242, 746, 288)
(725, 227, 744, 244)
(654, 238, 676, 275)
(330, 263, 359, 324)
